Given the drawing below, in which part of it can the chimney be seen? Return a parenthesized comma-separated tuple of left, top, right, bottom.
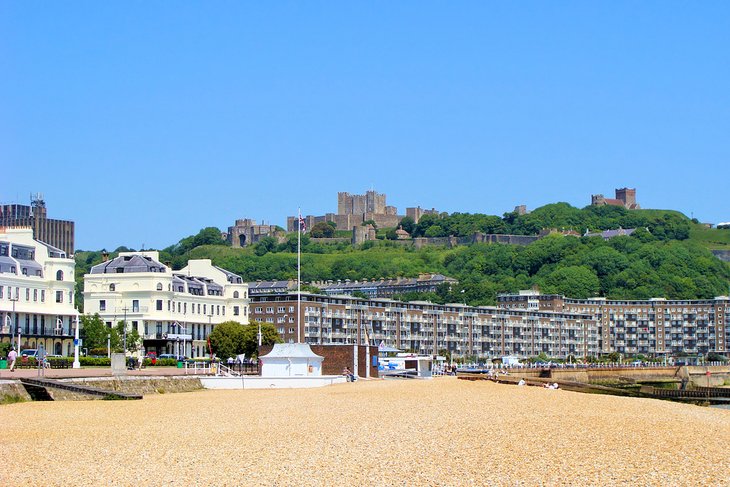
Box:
(102, 252, 109, 262)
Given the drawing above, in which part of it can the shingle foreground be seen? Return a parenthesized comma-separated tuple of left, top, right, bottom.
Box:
(4, 378, 729, 486)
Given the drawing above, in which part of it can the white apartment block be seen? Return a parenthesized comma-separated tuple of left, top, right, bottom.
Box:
(83, 252, 249, 358)
(0, 227, 78, 356)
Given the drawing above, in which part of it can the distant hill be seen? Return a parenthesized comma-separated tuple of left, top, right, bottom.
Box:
(74, 203, 730, 310)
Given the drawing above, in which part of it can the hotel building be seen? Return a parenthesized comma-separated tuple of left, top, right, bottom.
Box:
(0, 227, 78, 356)
(83, 252, 249, 358)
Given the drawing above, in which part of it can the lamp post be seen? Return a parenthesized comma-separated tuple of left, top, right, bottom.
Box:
(72, 315, 80, 369)
(9, 296, 18, 350)
(107, 333, 111, 358)
(121, 306, 129, 355)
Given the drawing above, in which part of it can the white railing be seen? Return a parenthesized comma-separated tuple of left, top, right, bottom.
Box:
(185, 361, 213, 375)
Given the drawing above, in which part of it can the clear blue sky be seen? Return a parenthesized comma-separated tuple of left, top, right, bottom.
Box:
(2, 2, 729, 251)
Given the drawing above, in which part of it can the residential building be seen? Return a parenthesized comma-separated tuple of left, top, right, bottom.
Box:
(250, 288, 729, 359)
(250, 292, 598, 359)
(317, 274, 458, 298)
(83, 252, 249, 358)
(0, 194, 75, 256)
(0, 227, 78, 356)
(497, 290, 729, 357)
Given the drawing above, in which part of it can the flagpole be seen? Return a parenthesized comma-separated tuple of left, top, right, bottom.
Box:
(298, 208, 302, 343)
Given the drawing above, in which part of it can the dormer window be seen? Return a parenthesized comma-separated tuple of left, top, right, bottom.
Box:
(109, 284, 116, 291)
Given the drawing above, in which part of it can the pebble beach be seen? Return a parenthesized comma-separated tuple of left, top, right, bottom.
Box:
(3, 377, 729, 486)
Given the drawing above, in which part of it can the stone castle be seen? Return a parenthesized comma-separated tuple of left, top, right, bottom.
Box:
(287, 190, 438, 232)
(591, 187, 640, 209)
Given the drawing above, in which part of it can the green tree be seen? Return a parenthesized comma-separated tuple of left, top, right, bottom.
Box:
(80, 314, 117, 350)
(399, 216, 416, 234)
(240, 321, 282, 357)
(116, 320, 141, 353)
(254, 236, 278, 256)
(209, 321, 247, 360)
(541, 266, 600, 298)
(310, 222, 336, 238)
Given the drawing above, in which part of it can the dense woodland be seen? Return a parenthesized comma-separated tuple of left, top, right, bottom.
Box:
(74, 203, 730, 310)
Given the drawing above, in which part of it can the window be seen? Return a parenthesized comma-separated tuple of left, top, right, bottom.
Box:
(289, 306, 294, 313)
(109, 284, 115, 291)
(157, 283, 163, 291)
(277, 327, 284, 333)
(0, 286, 3, 299)
(266, 307, 274, 314)
(41, 290, 45, 302)
(56, 291, 63, 303)
(233, 291, 239, 299)
(56, 270, 64, 281)
(277, 307, 286, 313)
(156, 300, 163, 311)
(132, 300, 139, 312)
(33, 289, 37, 301)
(100, 300, 106, 311)
(255, 307, 262, 313)
(26, 288, 30, 301)
(233, 306, 240, 316)
(22, 268, 28, 276)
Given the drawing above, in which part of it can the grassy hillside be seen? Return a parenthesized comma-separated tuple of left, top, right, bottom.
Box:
(689, 225, 730, 250)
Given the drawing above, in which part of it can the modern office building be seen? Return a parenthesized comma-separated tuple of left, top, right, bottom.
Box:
(0, 194, 75, 257)
(497, 290, 729, 357)
(83, 252, 249, 358)
(0, 227, 79, 356)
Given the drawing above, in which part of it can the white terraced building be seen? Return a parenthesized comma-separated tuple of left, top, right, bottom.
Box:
(83, 252, 249, 358)
(0, 227, 79, 356)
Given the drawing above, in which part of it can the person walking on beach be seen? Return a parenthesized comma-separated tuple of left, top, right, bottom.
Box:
(8, 347, 17, 371)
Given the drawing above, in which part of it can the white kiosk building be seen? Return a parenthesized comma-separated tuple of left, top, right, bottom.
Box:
(260, 343, 324, 377)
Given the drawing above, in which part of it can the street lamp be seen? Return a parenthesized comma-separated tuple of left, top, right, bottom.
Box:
(107, 333, 111, 358)
(9, 296, 19, 350)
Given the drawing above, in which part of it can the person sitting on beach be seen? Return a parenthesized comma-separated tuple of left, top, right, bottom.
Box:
(517, 378, 526, 386)
(543, 382, 551, 389)
(552, 383, 559, 389)
(343, 367, 356, 382)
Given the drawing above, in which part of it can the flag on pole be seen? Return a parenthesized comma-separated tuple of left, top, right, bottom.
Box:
(298, 215, 307, 232)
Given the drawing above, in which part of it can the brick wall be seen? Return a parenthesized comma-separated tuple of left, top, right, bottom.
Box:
(259, 344, 379, 378)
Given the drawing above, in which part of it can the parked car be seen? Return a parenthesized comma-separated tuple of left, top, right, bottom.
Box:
(20, 349, 38, 357)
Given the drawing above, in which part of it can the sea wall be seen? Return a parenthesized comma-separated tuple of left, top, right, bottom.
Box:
(0, 380, 32, 403)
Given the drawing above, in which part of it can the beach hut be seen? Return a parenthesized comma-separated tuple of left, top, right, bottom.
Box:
(260, 343, 324, 377)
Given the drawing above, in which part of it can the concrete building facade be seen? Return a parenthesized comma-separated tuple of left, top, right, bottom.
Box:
(83, 252, 250, 358)
(250, 293, 598, 359)
(0, 228, 78, 356)
(497, 290, 729, 357)
(0, 194, 75, 256)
